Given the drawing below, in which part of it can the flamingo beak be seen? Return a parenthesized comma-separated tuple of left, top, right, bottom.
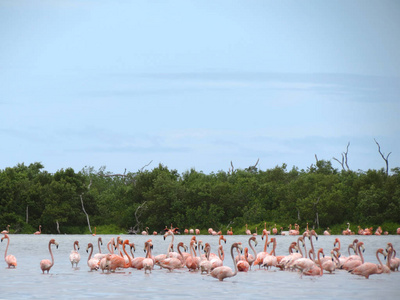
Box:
(55, 242, 59, 249)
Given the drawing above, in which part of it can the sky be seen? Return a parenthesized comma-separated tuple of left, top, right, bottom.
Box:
(1, 0, 399, 175)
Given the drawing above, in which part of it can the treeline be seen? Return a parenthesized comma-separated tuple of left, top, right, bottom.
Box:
(0, 161, 399, 235)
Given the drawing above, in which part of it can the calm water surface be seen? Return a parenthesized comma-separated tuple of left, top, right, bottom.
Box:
(0, 234, 399, 299)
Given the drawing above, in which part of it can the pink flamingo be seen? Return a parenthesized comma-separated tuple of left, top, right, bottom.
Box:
(86, 243, 99, 271)
(1, 225, 10, 234)
(342, 223, 351, 235)
(143, 240, 154, 274)
(94, 237, 106, 260)
(1, 234, 17, 268)
(272, 224, 278, 235)
(323, 227, 331, 235)
(40, 239, 59, 273)
(321, 250, 336, 273)
(141, 227, 149, 235)
(209, 235, 226, 259)
(210, 242, 243, 281)
(92, 227, 96, 236)
(303, 248, 325, 276)
(397, 228, 400, 235)
(195, 229, 200, 235)
(276, 242, 299, 270)
(253, 229, 269, 268)
(34, 225, 42, 235)
(385, 243, 400, 271)
(210, 245, 224, 270)
(159, 242, 187, 272)
(342, 241, 364, 271)
(245, 224, 251, 235)
(69, 240, 81, 268)
(108, 239, 132, 272)
(262, 238, 278, 269)
(227, 227, 233, 235)
(185, 239, 199, 271)
(200, 243, 212, 274)
(237, 246, 250, 272)
(350, 248, 385, 279)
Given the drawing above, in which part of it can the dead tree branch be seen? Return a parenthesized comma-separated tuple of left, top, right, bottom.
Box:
(80, 178, 93, 234)
(333, 142, 350, 171)
(128, 201, 148, 234)
(374, 139, 392, 175)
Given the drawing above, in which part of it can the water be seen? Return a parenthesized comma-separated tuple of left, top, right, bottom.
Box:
(0, 234, 399, 299)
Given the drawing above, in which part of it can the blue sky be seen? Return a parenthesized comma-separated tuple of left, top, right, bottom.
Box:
(1, 0, 399, 174)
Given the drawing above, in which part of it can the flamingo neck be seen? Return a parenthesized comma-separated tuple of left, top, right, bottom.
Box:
(317, 251, 323, 275)
(263, 234, 268, 252)
(4, 236, 10, 259)
(98, 239, 102, 253)
(122, 242, 131, 268)
(231, 245, 238, 277)
(358, 244, 364, 264)
(249, 239, 257, 258)
(88, 246, 93, 261)
(49, 242, 55, 267)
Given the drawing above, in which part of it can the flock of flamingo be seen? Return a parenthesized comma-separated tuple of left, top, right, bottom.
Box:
(1, 223, 399, 281)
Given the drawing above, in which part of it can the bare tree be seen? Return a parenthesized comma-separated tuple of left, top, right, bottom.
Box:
(313, 197, 320, 229)
(80, 178, 93, 234)
(374, 139, 392, 175)
(333, 142, 350, 171)
(128, 201, 148, 234)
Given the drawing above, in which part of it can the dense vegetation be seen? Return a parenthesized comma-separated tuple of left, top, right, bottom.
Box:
(1, 161, 399, 235)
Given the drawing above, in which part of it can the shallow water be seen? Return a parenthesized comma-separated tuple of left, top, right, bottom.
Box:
(0, 234, 399, 299)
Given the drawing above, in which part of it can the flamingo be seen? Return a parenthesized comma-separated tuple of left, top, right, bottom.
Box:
(92, 227, 96, 236)
(184, 229, 189, 234)
(321, 250, 336, 274)
(227, 227, 233, 235)
(1, 234, 17, 268)
(350, 248, 385, 279)
(237, 247, 250, 272)
(200, 243, 212, 274)
(209, 235, 226, 259)
(143, 241, 154, 274)
(94, 237, 106, 260)
(276, 242, 299, 270)
(323, 227, 331, 235)
(245, 224, 251, 235)
(342, 222, 351, 235)
(34, 225, 42, 235)
(252, 227, 258, 236)
(69, 241, 81, 268)
(141, 227, 149, 235)
(1, 225, 10, 234)
(381, 247, 392, 274)
(302, 248, 325, 277)
(159, 242, 187, 272)
(195, 229, 200, 235)
(40, 239, 58, 273)
(86, 243, 99, 271)
(262, 238, 277, 269)
(253, 229, 270, 268)
(342, 241, 363, 271)
(272, 224, 278, 235)
(189, 229, 194, 234)
(397, 228, 400, 235)
(210, 245, 224, 270)
(185, 239, 199, 271)
(210, 242, 242, 281)
(385, 243, 400, 271)
(247, 236, 258, 267)
(108, 239, 132, 272)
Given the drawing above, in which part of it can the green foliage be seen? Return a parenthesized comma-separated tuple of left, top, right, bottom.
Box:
(0, 160, 399, 234)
